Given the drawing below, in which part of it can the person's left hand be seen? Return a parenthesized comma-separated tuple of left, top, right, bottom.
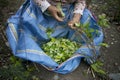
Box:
(68, 13, 81, 29)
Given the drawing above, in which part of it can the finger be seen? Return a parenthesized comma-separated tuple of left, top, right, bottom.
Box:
(71, 25, 76, 29)
(68, 22, 76, 29)
(57, 10, 63, 17)
(68, 21, 73, 27)
(68, 23, 75, 29)
(54, 13, 63, 21)
(68, 23, 73, 28)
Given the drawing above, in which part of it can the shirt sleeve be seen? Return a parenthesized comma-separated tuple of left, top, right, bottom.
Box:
(33, 0, 51, 12)
(73, 0, 86, 15)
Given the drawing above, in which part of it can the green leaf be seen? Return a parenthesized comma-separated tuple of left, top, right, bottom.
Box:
(91, 61, 106, 75)
(46, 28, 54, 38)
(89, 28, 95, 33)
(83, 21, 90, 28)
(98, 13, 110, 28)
(75, 23, 81, 27)
(99, 43, 109, 48)
(10, 56, 17, 63)
(57, 3, 65, 17)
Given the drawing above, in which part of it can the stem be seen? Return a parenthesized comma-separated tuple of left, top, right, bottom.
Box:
(74, 28, 97, 63)
(91, 68, 96, 78)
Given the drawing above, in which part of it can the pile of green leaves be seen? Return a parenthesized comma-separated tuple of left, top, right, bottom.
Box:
(42, 38, 80, 64)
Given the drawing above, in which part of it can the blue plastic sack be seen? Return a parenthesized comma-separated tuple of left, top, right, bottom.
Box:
(6, 0, 104, 74)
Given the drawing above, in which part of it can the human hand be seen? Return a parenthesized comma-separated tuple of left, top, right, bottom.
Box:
(68, 13, 81, 29)
(47, 5, 64, 21)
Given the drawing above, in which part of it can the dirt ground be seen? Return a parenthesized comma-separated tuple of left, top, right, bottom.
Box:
(0, 0, 120, 80)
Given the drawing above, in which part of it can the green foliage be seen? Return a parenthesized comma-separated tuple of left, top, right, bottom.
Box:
(99, 43, 109, 48)
(75, 22, 96, 39)
(46, 28, 54, 38)
(0, 56, 35, 80)
(90, 61, 106, 76)
(98, 13, 110, 28)
(42, 38, 80, 64)
(75, 14, 108, 78)
(74, 14, 110, 42)
(43, 27, 81, 64)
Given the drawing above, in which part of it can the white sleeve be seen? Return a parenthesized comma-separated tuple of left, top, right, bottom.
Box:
(73, 0, 86, 15)
(34, 0, 51, 12)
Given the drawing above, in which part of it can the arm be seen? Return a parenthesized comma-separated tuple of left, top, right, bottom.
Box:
(68, 0, 86, 29)
(33, 0, 63, 21)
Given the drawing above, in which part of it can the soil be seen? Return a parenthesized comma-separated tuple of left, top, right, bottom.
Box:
(0, 0, 120, 80)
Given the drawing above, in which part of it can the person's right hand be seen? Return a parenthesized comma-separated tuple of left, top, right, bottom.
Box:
(47, 6, 64, 22)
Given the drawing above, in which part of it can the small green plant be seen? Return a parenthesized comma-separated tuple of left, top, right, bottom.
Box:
(75, 22, 98, 62)
(90, 61, 106, 78)
(98, 13, 110, 28)
(74, 14, 109, 78)
(0, 56, 35, 80)
(99, 42, 109, 48)
(75, 22, 96, 39)
(74, 13, 110, 59)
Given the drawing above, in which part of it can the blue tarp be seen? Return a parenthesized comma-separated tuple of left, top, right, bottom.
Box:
(6, 0, 104, 74)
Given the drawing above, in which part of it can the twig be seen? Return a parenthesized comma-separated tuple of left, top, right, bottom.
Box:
(87, 67, 91, 74)
(91, 68, 96, 78)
